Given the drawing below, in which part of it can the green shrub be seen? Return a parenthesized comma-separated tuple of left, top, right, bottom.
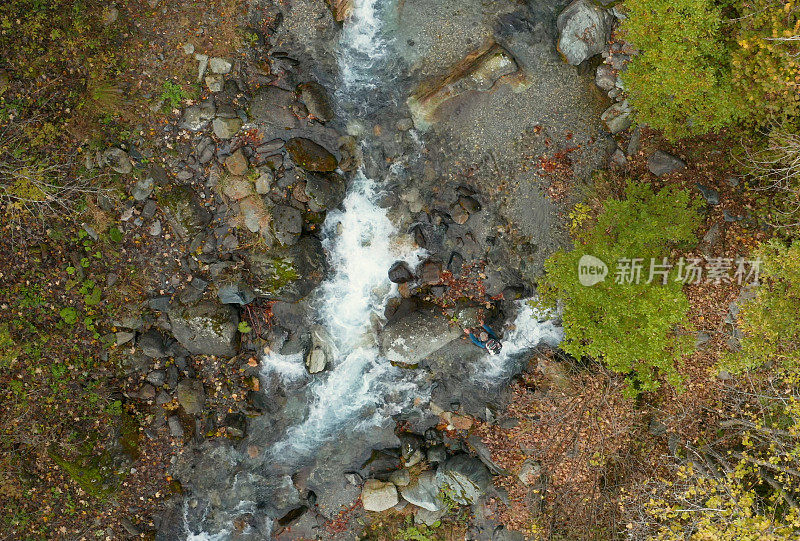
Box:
(539, 182, 701, 395)
(621, 0, 743, 139)
(723, 239, 800, 373)
(731, 0, 800, 127)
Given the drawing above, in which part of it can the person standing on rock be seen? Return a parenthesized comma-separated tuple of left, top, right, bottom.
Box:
(465, 323, 503, 356)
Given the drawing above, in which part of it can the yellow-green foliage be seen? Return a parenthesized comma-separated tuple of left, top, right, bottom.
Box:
(731, 0, 800, 126)
(629, 372, 800, 538)
(621, 0, 743, 139)
(621, 0, 800, 138)
(724, 239, 800, 373)
(539, 182, 701, 395)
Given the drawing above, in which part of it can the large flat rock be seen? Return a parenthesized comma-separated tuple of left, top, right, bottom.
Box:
(379, 310, 463, 366)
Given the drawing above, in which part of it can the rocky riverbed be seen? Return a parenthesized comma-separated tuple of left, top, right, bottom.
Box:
(89, 0, 636, 538)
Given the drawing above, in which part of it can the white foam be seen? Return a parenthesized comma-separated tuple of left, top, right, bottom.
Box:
(260, 351, 307, 384)
(337, 0, 390, 94)
(272, 170, 425, 458)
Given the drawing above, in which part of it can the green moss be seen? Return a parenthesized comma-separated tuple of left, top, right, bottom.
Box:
(258, 257, 300, 294)
(48, 448, 123, 500)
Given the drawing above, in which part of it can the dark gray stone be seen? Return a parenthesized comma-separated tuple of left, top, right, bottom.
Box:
(168, 301, 239, 357)
(696, 183, 720, 206)
(388, 261, 414, 283)
(217, 283, 256, 305)
(435, 454, 492, 505)
(647, 150, 686, 177)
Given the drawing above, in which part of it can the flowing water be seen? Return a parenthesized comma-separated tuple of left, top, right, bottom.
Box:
(186, 0, 562, 537)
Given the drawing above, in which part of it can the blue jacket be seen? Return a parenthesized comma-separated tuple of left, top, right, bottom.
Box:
(469, 324, 498, 349)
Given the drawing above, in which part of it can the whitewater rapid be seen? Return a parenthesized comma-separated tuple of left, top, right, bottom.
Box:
(265, 170, 425, 458)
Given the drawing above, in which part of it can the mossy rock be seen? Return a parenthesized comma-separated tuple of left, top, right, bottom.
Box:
(156, 185, 211, 240)
(285, 138, 337, 172)
(245, 236, 327, 302)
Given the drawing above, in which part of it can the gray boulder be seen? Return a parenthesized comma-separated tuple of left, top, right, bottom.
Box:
(138, 329, 168, 358)
(379, 310, 462, 366)
(647, 150, 686, 177)
(246, 236, 327, 302)
(303, 172, 346, 212)
(168, 301, 239, 357)
(217, 283, 256, 306)
(271, 204, 303, 246)
(104, 148, 133, 174)
(176, 379, 205, 414)
(557, 0, 614, 66)
(361, 479, 398, 512)
(435, 454, 492, 505)
(212, 117, 242, 139)
(305, 325, 333, 374)
(400, 471, 443, 512)
(156, 185, 212, 240)
(180, 101, 216, 131)
(250, 86, 299, 130)
(601, 100, 632, 134)
(297, 81, 334, 122)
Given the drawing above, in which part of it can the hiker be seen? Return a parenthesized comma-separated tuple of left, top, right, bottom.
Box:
(465, 323, 503, 356)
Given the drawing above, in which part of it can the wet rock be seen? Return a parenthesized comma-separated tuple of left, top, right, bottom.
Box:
(361, 479, 398, 512)
(408, 43, 518, 130)
(271, 204, 303, 246)
(168, 301, 239, 357)
(298, 82, 334, 122)
(176, 379, 205, 414)
(212, 117, 243, 139)
(157, 185, 212, 240)
(323, 0, 352, 21)
(647, 150, 686, 177)
(286, 138, 337, 172)
(435, 454, 492, 505)
(400, 471, 442, 512)
(225, 149, 249, 176)
(104, 148, 133, 174)
(180, 101, 216, 131)
(305, 325, 333, 374)
(304, 172, 346, 211)
(458, 196, 481, 213)
(388, 261, 414, 284)
(557, 0, 614, 66)
(380, 310, 462, 365)
(250, 86, 299, 130)
(450, 204, 469, 224)
(246, 236, 327, 302)
(419, 259, 442, 285)
(224, 412, 247, 438)
(217, 283, 256, 306)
